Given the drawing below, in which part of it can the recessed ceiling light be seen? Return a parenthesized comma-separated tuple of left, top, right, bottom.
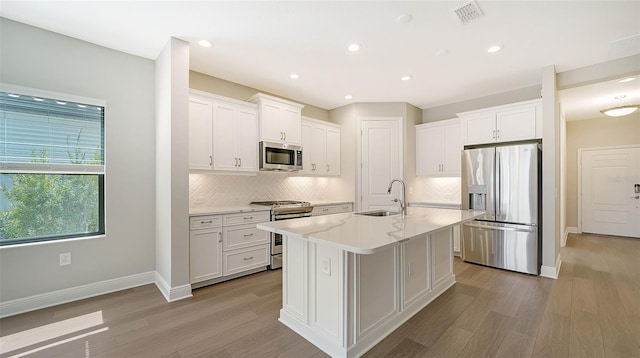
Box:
(487, 45, 503, 53)
(435, 49, 449, 56)
(345, 94, 353, 99)
(348, 43, 360, 52)
(397, 14, 413, 24)
(618, 77, 636, 83)
(401, 76, 412, 81)
(289, 73, 300, 79)
(198, 40, 212, 48)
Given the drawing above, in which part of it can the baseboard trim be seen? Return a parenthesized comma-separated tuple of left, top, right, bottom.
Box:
(154, 272, 193, 302)
(562, 226, 578, 247)
(540, 254, 562, 279)
(0, 271, 155, 318)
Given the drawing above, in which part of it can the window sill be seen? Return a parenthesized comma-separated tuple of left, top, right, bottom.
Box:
(0, 234, 106, 250)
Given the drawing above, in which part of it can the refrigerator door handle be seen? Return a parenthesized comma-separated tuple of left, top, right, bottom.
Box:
(464, 222, 535, 232)
(496, 151, 501, 217)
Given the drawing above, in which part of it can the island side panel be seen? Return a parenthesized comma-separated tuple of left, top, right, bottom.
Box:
(431, 228, 454, 288)
(309, 243, 345, 344)
(402, 234, 431, 308)
(282, 236, 308, 323)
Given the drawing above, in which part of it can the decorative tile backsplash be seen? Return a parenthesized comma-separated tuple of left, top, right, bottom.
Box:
(411, 177, 461, 204)
(189, 173, 349, 207)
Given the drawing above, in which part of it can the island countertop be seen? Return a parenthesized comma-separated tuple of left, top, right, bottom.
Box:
(257, 207, 485, 254)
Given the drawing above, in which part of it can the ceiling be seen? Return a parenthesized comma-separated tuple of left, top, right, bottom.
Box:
(1, 1, 639, 115)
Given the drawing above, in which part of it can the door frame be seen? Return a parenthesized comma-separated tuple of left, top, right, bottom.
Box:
(356, 117, 404, 211)
(577, 144, 640, 234)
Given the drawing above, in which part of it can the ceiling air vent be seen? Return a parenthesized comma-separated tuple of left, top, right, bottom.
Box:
(452, 0, 484, 24)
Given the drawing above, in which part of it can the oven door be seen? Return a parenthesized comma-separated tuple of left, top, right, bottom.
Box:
(271, 232, 283, 255)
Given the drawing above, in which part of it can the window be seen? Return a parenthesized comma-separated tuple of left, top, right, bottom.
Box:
(0, 86, 105, 245)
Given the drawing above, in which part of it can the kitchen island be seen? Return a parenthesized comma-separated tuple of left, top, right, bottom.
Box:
(257, 207, 485, 358)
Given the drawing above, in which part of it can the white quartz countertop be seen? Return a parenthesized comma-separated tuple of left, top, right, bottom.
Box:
(257, 207, 485, 254)
(309, 200, 354, 206)
(189, 206, 271, 216)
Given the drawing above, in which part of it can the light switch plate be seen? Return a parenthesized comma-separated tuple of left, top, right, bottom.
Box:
(59, 252, 71, 266)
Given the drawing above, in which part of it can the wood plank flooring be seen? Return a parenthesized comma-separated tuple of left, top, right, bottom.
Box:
(1, 233, 639, 357)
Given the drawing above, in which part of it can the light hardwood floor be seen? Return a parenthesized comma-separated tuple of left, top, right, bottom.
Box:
(1, 233, 639, 357)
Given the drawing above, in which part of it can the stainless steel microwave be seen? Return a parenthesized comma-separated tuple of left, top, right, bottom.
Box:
(259, 141, 303, 171)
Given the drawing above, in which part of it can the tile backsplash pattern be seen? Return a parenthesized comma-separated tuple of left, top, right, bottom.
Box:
(190, 173, 345, 207)
(411, 177, 461, 204)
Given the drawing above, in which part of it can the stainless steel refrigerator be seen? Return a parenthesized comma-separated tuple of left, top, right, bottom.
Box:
(461, 141, 541, 275)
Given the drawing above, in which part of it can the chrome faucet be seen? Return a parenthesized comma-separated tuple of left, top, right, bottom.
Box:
(387, 178, 407, 215)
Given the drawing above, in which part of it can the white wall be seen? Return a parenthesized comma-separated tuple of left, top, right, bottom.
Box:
(0, 19, 156, 302)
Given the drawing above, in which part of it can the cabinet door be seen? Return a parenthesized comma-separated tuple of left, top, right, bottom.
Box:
(212, 102, 239, 171)
(190, 229, 222, 283)
(188, 96, 213, 170)
(416, 125, 443, 176)
(237, 107, 258, 172)
(260, 101, 283, 143)
(442, 123, 462, 176)
(496, 105, 536, 142)
(403, 237, 430, 307)
(463, 113, 496, 145)
(310, 125, 326, 174)
(326, 126, 341, 175)
(300, 122, 314, 175)
(282, 107, 302, 145)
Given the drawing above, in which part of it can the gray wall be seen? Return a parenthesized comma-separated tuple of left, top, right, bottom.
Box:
(422, 85, 542, 123)
(0, 19, 156, 301)
(190, 71, 330, 122)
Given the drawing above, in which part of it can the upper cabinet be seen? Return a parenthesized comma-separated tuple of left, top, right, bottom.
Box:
(249, 93, 305, 145)
(416, 118, 462, 177)
(300, 117, 341, 176)
(188, 90, 258, 173)
(458, 99, 542, 146)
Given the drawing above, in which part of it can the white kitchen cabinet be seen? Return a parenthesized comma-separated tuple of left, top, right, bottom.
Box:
(416, 118, 461, 177)
(459, 99, 542, 146)
(189, 216, 223, 284)
(189, 90, 258, 173)
(300, 117, 341, 176)
(188, 94, 214, 170)
(212, 99, 258, 172)
(402, 236, 430, 307)
(249, 93, 304, 145)
(190, 210, 270, 287)
(312, 202, 353, 216)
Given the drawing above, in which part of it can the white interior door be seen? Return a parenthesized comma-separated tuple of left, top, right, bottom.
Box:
(581, 146, 640, 238)
(360, 118, 402, 211)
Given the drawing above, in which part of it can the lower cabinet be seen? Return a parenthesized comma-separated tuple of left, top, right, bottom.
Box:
(190, 211, 270, 286)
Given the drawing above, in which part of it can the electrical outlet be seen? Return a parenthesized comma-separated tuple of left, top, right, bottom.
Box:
(59, 252, 71, 266)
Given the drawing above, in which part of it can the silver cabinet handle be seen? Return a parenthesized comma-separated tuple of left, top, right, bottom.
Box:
(243, 216, 254, 220)
(280, 132, 284, 140)
(209, 155, 212, 166)
(496, 129, 500, 138)
(234, 158, 238, 167)
(238, 157, 242, 167)
(218, 232, 222, 243)
(243, 233, 254, 237)
(327, 164, 329, 172)
(632, 195, 640, 199)
(243, 256, 254, 261)
(201, 220, 213, 224)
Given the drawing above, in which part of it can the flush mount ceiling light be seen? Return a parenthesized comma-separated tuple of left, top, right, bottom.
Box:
(348, 43, 360, 52)
(400, 75, 412, 81)
(600, 95, 639, 117)
(198, 40, 212, 48)
(487, 44, 503, 53)
(289, 73, 300, 79)
(397, 14, 413, 24)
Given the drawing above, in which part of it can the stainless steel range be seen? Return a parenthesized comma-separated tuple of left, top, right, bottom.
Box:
(250, 200, 313, 269)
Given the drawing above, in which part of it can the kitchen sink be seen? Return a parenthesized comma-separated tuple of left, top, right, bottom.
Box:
(354, 210, 401, 217)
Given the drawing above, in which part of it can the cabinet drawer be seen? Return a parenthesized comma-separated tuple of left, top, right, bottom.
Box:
(338, 204, 353, 213)
(223, 211, 270, 226)
(312, 205, 338, 216)
(190, 215, 222, 230)
(223, 223, 269, 251)
(223, 245, 270, 276)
